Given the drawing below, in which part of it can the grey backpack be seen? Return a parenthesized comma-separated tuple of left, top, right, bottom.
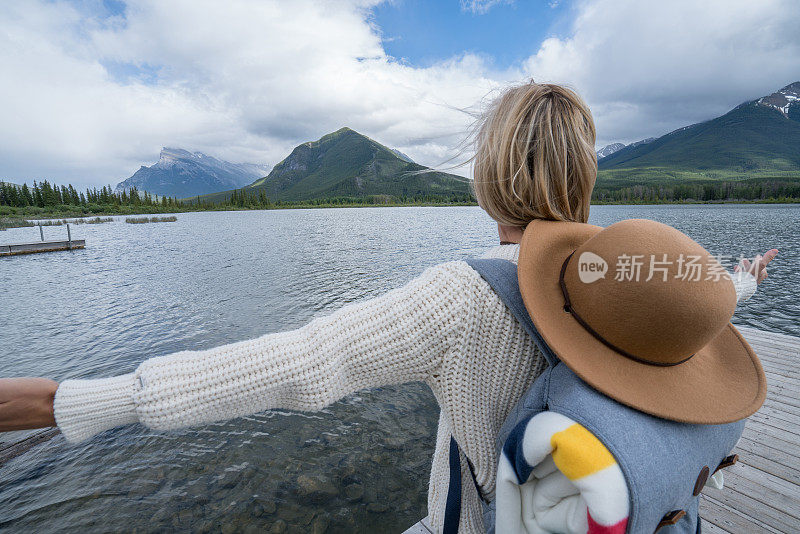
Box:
(442, 258, 744, 534)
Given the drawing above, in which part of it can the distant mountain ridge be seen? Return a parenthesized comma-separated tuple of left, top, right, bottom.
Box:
(596, 143, 625, 159)
(390, 148, 415, 163)
(115, 148, 270, 198)
(597, 138, 656, 161)
(597, 81, 800, 179)
(757, 81, 800, 119)
(200, 127, 471, 203)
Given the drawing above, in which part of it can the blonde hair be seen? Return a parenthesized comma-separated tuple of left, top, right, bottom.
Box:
(472, 82, 597, 226)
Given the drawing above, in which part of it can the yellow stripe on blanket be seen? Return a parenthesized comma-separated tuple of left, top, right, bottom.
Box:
(550, 423, 617, 481)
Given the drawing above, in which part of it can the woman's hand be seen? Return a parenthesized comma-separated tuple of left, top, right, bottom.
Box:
(735, 249, 779, 284)
(0, 378, 58, 432)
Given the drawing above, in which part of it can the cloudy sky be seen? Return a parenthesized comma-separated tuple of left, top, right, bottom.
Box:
(1, 0, 799, 189)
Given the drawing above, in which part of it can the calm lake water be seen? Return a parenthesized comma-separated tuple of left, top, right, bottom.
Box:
(1, 205, 798, 533)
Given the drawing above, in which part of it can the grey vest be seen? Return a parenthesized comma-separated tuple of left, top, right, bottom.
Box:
(444, 258, 744, 534)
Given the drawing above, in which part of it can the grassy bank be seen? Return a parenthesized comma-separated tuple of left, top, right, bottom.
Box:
(0, 216, 114, 230)
(3, 196, 800, 229)
(125, 216, 178, 224)
(0, 198, 478, 222)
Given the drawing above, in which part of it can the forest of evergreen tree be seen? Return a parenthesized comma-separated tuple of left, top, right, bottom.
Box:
(0, 180, 476, 217)
(592, 179, 800, 203)
(0, 180, 179, 210)
(2, 177, 798, 220)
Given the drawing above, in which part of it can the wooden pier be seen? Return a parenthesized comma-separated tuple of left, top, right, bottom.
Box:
(404, 326, 800, 534)
(0, 223, 85, 256)
(0, 239, 85, 256)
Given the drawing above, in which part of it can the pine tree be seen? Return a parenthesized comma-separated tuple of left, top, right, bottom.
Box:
(32, 181, 43, 207)
(68, 184, 80, 205)
(21, 183, 33, 206)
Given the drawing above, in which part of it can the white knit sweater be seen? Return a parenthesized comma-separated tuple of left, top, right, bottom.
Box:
(53, 244, 757, 534)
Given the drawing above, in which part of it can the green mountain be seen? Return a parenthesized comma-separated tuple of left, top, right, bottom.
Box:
(597, 82, 800, 187)
(200, 127, 471, 203)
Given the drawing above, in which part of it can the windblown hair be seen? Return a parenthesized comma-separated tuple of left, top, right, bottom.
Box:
(472, 82, 597, 226)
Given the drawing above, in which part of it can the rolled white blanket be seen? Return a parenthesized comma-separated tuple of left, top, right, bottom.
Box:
(495, 411, 629, 534)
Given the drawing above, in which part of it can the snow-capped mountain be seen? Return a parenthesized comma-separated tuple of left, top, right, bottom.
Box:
(628, 137, 656, 148)
(597, 138, 655, 160)
(598, 81, 800, 174)
(596, 143, 625, 159)
(757, 81, 800, 119)
(115, 148, 270, 198)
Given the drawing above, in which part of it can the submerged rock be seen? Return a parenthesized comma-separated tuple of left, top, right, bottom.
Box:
(343, 483, 364, 502)
(311, 515, 330, 534)
(367, 502, 389, 513)
(294, 475, 338, 503)
(269, 519, 287, 533)
(255, 498, 277, 516)
(217, 471, 240, 489)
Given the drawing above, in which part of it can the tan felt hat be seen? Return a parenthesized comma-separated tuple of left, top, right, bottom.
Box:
(518, 218, 767, 424)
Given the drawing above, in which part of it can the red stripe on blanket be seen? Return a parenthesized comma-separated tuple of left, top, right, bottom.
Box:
(587, 512, 628, 534)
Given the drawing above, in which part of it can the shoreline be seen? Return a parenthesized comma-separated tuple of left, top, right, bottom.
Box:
(2, 198, 799, 228)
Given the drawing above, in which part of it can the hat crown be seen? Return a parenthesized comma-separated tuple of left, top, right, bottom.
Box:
(563, 219, 737, 364)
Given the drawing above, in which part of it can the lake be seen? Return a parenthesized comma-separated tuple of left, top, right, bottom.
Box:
(1, 205, 798, 533)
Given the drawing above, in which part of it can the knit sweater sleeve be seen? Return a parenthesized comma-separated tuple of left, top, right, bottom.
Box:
(732, 270, 757, 304)
(54, 262, 472, 443)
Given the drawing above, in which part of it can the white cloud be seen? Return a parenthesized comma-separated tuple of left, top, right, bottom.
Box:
(0, 0, 798, 189)
(523, 0, 800, 147)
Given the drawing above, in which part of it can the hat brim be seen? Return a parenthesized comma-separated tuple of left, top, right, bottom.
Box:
(518, 219, 767, 424)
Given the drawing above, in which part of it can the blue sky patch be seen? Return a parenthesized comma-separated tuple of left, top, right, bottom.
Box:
(370, 0, 568, 68)
(101, 60, 161, 85)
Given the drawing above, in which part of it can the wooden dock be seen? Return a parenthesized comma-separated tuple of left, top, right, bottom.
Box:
(1, 222, 85, 256)
(404, 325, 800, 534)
(0, 239, 85, 256)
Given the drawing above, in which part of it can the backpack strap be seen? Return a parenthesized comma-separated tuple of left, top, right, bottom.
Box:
(443, 436, 485, 534)
(443, 437, 463, 534)
(465, 258, 559, 367)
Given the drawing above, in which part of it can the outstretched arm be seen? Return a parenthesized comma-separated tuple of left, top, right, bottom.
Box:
(1, 262, 474, 443)
(0, 377, 58, 431)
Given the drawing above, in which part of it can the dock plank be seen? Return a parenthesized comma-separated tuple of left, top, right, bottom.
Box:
(749, 410, 800, 437)
(753, 402, 800, 421)
(733, 438, 800, 486)
(403, 520, 432, 534)
(700, 519, 730, 534)
(700, 494, 781, 534)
